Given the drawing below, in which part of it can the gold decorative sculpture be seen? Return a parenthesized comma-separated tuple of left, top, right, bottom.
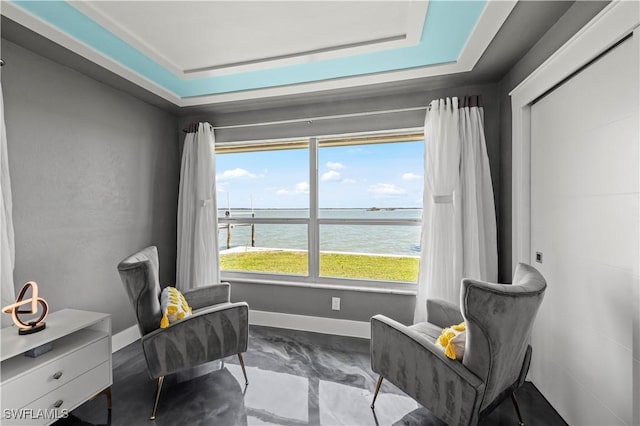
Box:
(2, 281, 49, 335)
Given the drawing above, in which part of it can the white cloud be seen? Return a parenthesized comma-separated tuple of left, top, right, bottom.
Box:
(276, 181, 309, 195)
(368, 183, 406, 196)
(326, 161, 345, 170)
(217, 168, 257, 180)
(402, 172, 422, 181)
(321, 170, 341, 181)
(341, 178, 357, 184)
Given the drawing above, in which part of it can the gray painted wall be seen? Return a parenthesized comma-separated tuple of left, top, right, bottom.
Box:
(0, 0, 607, 333)
(497, 1, 609, 282)
(180, 83, 500, 325)
(1, 40, 180, 334)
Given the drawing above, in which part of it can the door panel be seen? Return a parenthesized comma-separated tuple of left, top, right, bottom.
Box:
(530, 33, 639, 425)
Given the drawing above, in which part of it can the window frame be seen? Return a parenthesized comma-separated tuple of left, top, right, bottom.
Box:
(217, 129, 423, 292)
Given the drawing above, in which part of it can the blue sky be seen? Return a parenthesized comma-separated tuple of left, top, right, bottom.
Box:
(215, 141, 424, 209)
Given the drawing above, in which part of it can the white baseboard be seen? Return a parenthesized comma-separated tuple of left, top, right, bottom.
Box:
(249, 310, 370, 339)
(111, 324, 140, 353)
(111, 310, 370, 354)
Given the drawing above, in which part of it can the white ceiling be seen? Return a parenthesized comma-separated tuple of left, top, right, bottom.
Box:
(2, 0, 518, 107)
(71, 1, 427, 78)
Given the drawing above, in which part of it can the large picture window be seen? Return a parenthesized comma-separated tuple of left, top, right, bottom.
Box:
(216, 132, 423, 288)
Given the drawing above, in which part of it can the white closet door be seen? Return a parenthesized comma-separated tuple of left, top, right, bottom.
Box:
(530, 33, 639, 425)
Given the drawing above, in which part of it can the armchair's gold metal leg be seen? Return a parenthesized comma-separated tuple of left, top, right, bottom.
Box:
(511, 391, 525, 426)
(150, 376, 164, 420)
(238, 353, 249, 385)
(371, 376, 383, 409)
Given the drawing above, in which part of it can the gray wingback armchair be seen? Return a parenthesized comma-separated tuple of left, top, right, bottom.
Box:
(117, 246, 249, 420)
(370, 263, 546, 426)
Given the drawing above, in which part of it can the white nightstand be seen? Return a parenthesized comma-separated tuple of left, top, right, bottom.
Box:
(0, 309, 112, 425)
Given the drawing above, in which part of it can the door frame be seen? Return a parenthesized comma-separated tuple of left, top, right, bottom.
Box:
(510, 1, 639, 270)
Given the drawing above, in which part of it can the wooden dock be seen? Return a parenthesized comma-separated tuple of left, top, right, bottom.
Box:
(218, 210, 255, 249)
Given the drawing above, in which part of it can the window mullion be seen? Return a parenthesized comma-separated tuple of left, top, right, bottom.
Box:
(309, 137, 319, 280)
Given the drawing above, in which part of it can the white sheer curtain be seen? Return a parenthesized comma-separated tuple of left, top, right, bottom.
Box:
(1, 82, 16, 327)
(414, 96, 498, 323)
(459, 98, 497, 282)
(415, 98, 462, 322)
(176, 122, 219, 291)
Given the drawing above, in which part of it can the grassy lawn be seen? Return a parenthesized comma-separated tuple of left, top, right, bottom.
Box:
(220, 250, 419, 282)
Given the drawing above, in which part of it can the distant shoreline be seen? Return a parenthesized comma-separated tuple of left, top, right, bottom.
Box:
(220, 246, 420, 258)
(217, 207, 422, 256)
(218, 207, 422, 211)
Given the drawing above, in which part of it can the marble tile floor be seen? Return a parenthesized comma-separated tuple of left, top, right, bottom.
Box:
(58, 325, 567, 426)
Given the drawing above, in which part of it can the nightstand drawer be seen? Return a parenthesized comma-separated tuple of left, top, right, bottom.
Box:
(6, 361, 111, 426)
(2, 336, 109, 410)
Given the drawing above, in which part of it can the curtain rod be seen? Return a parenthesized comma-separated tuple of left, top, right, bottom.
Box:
(182, 96, 481, 133)
(182, 105, 429, 132)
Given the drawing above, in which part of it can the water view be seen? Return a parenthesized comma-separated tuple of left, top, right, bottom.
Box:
(218, 208, 422, 256)
(215, 139, 425, 281)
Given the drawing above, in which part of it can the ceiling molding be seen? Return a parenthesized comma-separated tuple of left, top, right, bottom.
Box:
(70, 1, 430, 80)
(405, 0, 429, 46)
(1, 0, 183, 103)
(456, 0, 518, 71)
(69, 1, 184, 77)
(2, 0, 516, 108)
(181, 33, 414, 79)
(177, 1, 517, 107)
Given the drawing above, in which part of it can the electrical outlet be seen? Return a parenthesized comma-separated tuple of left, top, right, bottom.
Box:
(535, 251, 543, 263)
(331, 297, 341, 311)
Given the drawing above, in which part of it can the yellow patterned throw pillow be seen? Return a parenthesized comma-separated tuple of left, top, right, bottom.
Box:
(160, 287, 192, 328)
(435, 322, 466, 361)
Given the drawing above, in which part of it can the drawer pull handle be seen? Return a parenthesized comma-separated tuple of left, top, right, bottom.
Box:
(53, 400, 63, 408)
(52, 371, 63, 380)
